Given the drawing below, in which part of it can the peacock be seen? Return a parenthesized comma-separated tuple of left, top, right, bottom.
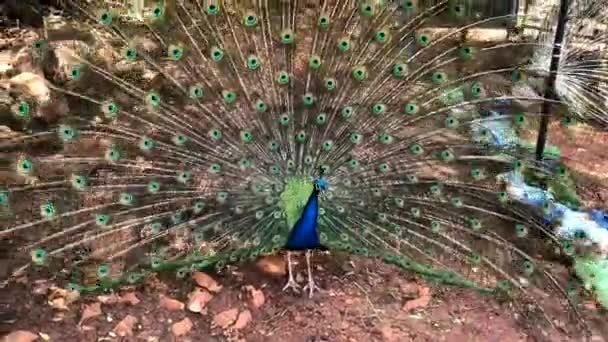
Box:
(1, 0, 606, 337)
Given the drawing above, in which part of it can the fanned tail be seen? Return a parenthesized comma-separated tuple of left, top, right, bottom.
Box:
(1, 0, 604, 336)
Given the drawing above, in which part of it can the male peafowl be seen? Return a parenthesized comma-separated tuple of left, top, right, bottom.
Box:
(1, 0, 605, 336)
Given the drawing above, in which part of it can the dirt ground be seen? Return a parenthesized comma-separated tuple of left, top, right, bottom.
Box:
(1, 253, 606, 342)
(4, 121, 608, 342)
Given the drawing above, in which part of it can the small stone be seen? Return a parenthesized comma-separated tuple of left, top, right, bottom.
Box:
(244, 286, 265, 309)
(113, 314, 138, 337)
(256, 255, 286, 276)
(233, 310, 252, 330)
(213, 308, 239, 329)
(171, 317, 193, 337)
(187, 288, 213, 313)
(79, 302, 102, 325)
(159, 294, 185, 311)
(192, 272, 222, 293)
(47, 286, 79, 311)
(402, 285, 431, 311)
(3, 330, 38, 342)
(97, 294, 120, 304)
(9, 72, 50, 103)
(376, 324, 396, 342)
(120, 292, 141, 306)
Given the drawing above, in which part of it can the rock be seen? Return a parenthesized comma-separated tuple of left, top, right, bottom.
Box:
(120, 292, 141, 306)
(244, 286, 265, 309)
(97, 294, 121, 304)
(192, 272, 222, 293)
(47, 286, 79, 310)
(213, 308, 239, 329)
(233, 310, 252, 330)
(2, 330, 38, 342)
(171, 317, 193, 337)
(31, 280, 50, 296)
(399, 281, 418, 295)
(79, 302, 102, 325)
(375, 324, 397, 342)
(112, 314, 138, 337)
(256, 255, 286, 276)
(187, 288, 213, 313)
(159, 294, 185, 311)
(9, 72, 50, 103)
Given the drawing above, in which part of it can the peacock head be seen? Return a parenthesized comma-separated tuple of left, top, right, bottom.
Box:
(314, 177, 328, 193)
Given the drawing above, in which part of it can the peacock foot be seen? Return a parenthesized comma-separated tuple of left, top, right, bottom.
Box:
(303, 277, 321, 298)
(282, 276, 301, 293)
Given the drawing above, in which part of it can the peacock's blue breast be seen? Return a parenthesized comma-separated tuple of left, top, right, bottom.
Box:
(285, 191, 321, 250)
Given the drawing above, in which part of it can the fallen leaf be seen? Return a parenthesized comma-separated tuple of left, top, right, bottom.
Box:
(159, 294, 185, 311)
(192, 272, 222, 293)
(213, 308, 239, 329)
(113, 314, 138, 337)
(187, 288, 213, 313)
(256, 255, 286, 276)
(79, 302, 102, 325)
(402, 285, 431, 311)
(233, 310, 252, 330)
(244, 286, 265, 309)
(171, 317, 193, 337)
(3, 330, 38, 342)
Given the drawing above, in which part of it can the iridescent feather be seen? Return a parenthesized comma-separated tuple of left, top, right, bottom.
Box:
(1, 0, 606, 337)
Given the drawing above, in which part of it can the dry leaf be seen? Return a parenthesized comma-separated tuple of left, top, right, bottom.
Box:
(233, 310, 252, 330)
(244, 286, 265, 309)
(192, 272, 222, 293)
(159, 294, 185, 311)
(213, 308, 239, 329)
(402, 285, 431, 311)
(3, 330, 38, 342)
(79, 302, 102, 325)
(171, 317, 193, 337)
(187, 288, 213, 313)
(113, 314, 138, 337)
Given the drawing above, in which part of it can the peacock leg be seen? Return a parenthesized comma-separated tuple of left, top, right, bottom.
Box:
(282, 251, 301, 293)
(303, 249, 320, 298)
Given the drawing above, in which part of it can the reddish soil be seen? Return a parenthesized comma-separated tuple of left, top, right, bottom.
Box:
(1, 254, 607, 342)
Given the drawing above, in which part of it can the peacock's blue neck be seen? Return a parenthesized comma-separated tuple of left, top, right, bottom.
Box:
(285, 190, 321, 250)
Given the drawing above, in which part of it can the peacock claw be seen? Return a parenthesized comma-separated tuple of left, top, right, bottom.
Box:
(282, 251, 300, 294)
(303, 249, 320, 298)
(303, 278, 320, 298)
(282, 277, 301, 293)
